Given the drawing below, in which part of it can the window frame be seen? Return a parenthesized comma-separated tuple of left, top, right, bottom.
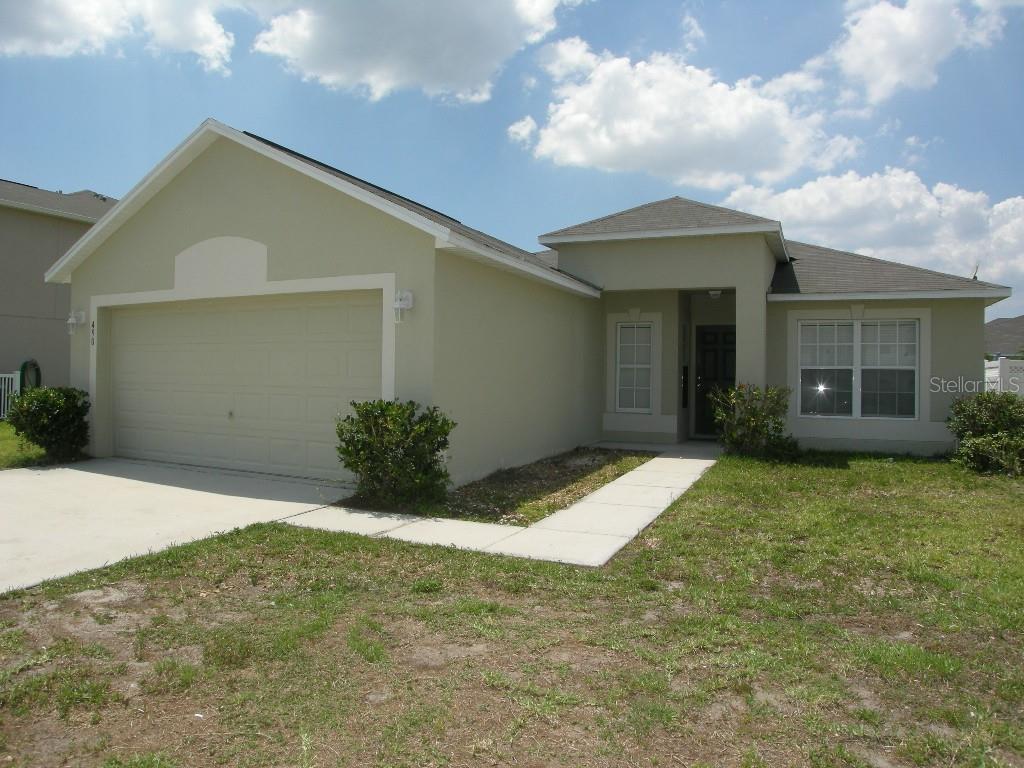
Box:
(798, 320, 855, 417)
(615, 321, 654, 414)
(797, 319, 920, 420)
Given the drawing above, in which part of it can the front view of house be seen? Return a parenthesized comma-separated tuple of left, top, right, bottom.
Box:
(46, 120, 1012, 485)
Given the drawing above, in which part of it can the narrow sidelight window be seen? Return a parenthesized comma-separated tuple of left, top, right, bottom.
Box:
(617, 322, 653, 412)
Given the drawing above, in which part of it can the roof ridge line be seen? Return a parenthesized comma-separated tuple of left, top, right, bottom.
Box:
(543, 195, 682, 236)
(681, 196, 776, 223)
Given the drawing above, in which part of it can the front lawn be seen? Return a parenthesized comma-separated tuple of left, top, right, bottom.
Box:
(1, 453, 1022, 767)
(0, 422, 44, 469)
(349, 446, 654, 525)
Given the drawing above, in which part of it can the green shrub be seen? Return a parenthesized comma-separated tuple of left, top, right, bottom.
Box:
(949, 392, 1024, 475)
(709, 384, 798, 460)
(336, 399, 456, 505)
(948, 391, 1024, 441)
(6, 387, 90, 462)
(956, 432, 1024, 475)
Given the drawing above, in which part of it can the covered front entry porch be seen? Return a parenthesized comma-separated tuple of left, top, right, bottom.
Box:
(600, 288, 756, 445)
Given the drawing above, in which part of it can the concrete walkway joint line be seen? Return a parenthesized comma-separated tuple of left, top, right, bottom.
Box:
(286, 442, 721, 567)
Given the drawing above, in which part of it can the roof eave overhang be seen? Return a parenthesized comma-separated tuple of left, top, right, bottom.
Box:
(45, 119, 594, 298)
(437, 233, 601, 298)
(538, 223, 790, 262)
(0, 198, 99, 225)
(47, 119, 462, 284)
(767, 288, 1013, 304)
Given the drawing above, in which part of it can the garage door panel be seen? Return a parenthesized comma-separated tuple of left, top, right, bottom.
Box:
(267, 347, 306, 384)
(233, 306, 305, 338)
(230, 346, 270, 379)
(111, 291, 382, 480)
(307, 441, 342, 474)
(348, 305, 383, 336)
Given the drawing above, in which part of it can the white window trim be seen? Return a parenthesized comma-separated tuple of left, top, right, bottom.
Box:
(615, 321, 654, 414)
(858, 320, 919, 420)
(798, 321, 921, 423)
(797, 320, 855, 418)
(791, 311, 926, 423)
(603, 309, 670, 435)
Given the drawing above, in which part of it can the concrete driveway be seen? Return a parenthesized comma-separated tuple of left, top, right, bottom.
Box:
(0, 459, 345, 593)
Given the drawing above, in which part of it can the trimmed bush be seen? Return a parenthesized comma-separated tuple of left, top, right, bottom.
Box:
(336, 399, 456, 505)
(949, 392, 1024, 475)
(7, 387, 90, 462)
(948, 391, 1024, 442)
(709, 384, 798, 460)
(956, 432, 1024, 476)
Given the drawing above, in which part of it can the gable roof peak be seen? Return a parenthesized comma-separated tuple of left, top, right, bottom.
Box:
(538, 194, 787, 259)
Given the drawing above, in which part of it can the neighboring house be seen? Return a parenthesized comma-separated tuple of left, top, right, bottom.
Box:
(1, 178, 115, 386)
(985, 314, 1024, 357)
(45, 120, 1011, 484)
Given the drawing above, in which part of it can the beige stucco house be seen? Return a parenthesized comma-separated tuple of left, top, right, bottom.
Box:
(45, 120, 1011, 484)
(1, 179, 114, 386)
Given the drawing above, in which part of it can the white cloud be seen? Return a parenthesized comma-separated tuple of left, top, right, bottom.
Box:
(518, 38, 860, 190)
(540, 36, 601, 80)
(759, 68, 826, 101)
(680, 13, 705, 55)
(901, 134, 941, 165)
(252, 0, 581, 101)
(832, 0, 1015, 104)
(507, 115, 538, 145)
(0, 0, 236, 73)
(725, 168, 1024, 309)
(0, 0, 582, 93)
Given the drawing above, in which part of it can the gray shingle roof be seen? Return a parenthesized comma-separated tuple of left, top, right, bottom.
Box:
(541, 196, 778, 239)
(243, 132, 578, 278)
(0, 178, 115, 221)
(772, 241, 1008, 295)
(985, 315, 1024, 356)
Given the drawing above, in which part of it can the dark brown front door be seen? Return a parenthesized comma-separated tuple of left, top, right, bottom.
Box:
(694, 325, 736, 435)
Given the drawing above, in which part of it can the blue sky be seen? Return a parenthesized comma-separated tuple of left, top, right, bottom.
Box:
(1, 0, 1022, 317)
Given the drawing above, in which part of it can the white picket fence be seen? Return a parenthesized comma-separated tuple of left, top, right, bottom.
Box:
(985, 357, 1024, 397)
(0, 372, 19, 420)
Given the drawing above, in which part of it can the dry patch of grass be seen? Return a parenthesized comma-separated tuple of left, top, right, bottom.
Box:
(1, 453, 1022, 767)
(348, 446, 654, 525)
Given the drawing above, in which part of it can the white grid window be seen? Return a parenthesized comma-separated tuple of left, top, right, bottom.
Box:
(799, 321, 854, 416)
(861, 320, 917, 418)
(617, 322, 652, 412)
(798, 319, 919, 419)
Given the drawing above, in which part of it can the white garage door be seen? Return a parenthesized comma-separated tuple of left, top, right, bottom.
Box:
(110, 291, 382, 480)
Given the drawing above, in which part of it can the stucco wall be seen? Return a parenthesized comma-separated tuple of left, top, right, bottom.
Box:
(556, 233, 775, 442)
(556, 234, 776, 389)
(599, 290, 679, 443)
(68, 137, 438, 456)
(0, 206, 91, 385)
(432, 250, 603, 485)
(766, 297, 987, 454)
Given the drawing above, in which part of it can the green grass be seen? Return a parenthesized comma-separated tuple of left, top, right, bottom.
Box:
(1, 452, 1022, 767)
(0, 422, 44, 469)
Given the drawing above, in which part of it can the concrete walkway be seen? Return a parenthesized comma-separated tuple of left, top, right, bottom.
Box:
(287, 442, 720, 567)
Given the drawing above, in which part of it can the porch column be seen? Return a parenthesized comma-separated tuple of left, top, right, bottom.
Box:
(734, 283, 767, 387)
